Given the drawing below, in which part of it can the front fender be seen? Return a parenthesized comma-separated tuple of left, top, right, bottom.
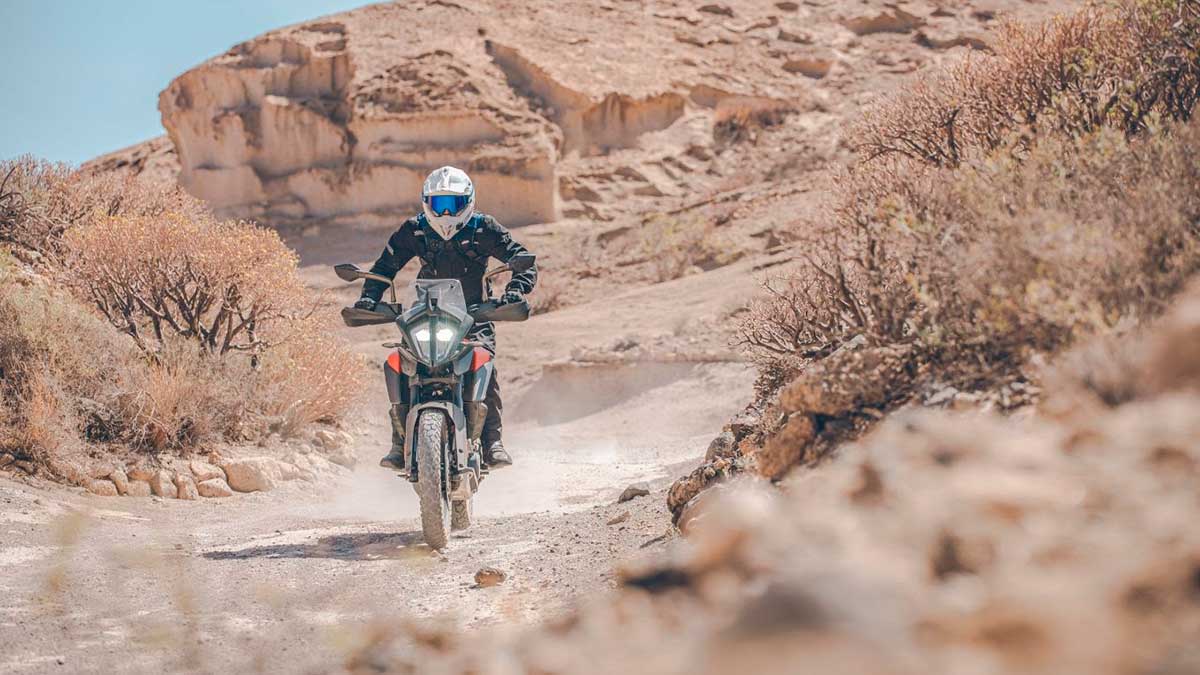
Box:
(406, 401, 468, 474)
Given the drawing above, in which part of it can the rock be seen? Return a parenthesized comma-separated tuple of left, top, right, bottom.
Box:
(0, 453, 14, 468)
(197, 478, 234, 498)
(783, 56, 833, 79)
(474, 567, 508, 588)
(698, 4, 734, 17)
(313, 429, 341, 450)
(128, 467, 155, 482)
(705, 430, 738, 463)
(618, 482, 651, 503)
(840, 8, 924, 35)
(86, 479, 119, 497)
(325, 445, 357, 469)
(189, 460, 225, 482)
(778, 28, 813, 44)
(755, 413, 816, 481)
(149, 470, 177, 499)
(174, 474, 199, 501)
(280, 453, 319, 481)
(607, 511, 631, 526)
(915, 28, 989, 51)
(219, 457, 282, 493)
(125, 480, 152, 498)
(927, 386, 959, 407)
(108, 468, 130, 496)
(668, 458, 736, 523)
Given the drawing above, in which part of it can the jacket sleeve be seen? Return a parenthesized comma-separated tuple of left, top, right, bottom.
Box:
(360, 229, 414, 303)
(480, 216, 538, 295)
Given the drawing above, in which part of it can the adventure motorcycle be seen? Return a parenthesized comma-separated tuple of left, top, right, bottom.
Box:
(334, 253, 535, 549)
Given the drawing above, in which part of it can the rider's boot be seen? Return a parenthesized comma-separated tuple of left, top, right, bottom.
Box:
(379, 404, 409, 471)
(483, 440, 512, 467)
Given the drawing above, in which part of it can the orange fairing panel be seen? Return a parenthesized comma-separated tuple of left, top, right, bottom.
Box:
(387, 351, 402, 373)
(471, 347, 492, 371)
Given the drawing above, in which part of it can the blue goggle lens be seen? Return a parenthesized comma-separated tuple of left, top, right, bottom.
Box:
(427, 194, 470, 216)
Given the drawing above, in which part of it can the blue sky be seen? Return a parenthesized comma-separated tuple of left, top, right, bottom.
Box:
(0, 0, 369, 165)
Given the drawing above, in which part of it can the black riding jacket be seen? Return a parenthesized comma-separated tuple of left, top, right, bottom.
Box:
(360, 213, 538, 311)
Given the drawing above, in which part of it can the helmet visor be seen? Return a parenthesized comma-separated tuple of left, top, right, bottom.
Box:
(426, 194, 471, 216)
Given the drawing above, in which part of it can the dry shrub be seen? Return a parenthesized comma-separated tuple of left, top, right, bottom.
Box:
(734, 0, 1200, 478)
(0, 155, 205, 258)
(856, 0, 1200, 166)
(64, 212, 312, 356)
(0, 162, 365, 477)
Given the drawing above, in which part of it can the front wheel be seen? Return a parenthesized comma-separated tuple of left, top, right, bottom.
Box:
(414, 409, 451, 549)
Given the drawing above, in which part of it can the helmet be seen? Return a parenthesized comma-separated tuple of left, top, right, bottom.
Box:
(421, 166, 475, 239)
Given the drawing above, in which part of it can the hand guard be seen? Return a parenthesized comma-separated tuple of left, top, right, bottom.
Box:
(353, 297, 377, 311)
(499, 290, 525, 306)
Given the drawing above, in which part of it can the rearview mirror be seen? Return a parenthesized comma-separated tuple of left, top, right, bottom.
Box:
(334, 263, 363, 283)
(508, 253, 536, 274)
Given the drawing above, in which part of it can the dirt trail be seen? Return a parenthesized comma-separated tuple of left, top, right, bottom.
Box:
(0, 240, 764, 674)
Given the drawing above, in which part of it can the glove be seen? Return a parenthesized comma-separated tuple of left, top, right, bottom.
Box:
(499, 290, 525, 306)
(353, 297, 377, 311)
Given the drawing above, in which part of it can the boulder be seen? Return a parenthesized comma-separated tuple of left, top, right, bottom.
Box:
(705, 430, 738, 463)
(86, 479, 119, 497)
(108, 468, 130, 496)
(325, 445, 357, 469)
(197, 478, 234, 498)
(125, 480, 153, 497)
(174, 474, 199, 501)
(618, 482, 651, 503)
(149, 470, 177, 499)
(474, 567, 508, 588)
(667, 458, 735, 523)
(189, 460, 225, 482)
(219, 457, 282, 493)
(313, 429, 342, 450)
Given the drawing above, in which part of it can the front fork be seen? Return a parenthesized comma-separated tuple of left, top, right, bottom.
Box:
(383, 353, 492, 482)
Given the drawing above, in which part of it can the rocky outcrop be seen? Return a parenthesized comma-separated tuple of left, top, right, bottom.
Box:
(159, 19, 557, 227)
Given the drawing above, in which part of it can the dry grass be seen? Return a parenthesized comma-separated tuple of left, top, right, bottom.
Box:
(734, 0, 1200, 478)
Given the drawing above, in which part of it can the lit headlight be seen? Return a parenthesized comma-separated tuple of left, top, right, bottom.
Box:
(413, 327, 431, 342)
(436, 328, 454, 342)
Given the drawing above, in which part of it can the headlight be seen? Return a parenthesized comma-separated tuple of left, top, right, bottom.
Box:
(414, 326, 431, 342)
(436, 328, 454, 342)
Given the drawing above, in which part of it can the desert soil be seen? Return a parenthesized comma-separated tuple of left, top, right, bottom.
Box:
(0, 232, 776, 674)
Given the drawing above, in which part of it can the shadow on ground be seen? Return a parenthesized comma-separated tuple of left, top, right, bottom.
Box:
(203, 531, 431, 561)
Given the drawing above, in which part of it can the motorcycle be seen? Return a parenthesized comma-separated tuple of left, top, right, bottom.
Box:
(333, 253, 535, 549)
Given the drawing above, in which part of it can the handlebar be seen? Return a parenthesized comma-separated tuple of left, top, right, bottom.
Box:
(340, 299, 531, 328)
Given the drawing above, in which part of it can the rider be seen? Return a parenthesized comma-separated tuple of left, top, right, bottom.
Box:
(351, 166, 537, 471)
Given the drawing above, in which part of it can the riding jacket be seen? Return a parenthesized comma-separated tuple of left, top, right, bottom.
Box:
(359, 212, 538, 310)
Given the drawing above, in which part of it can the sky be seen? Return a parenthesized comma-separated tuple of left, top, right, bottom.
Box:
(0, 0, 370, 165)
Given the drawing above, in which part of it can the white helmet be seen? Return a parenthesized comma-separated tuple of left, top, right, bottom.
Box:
(421, 166, 475, 239)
